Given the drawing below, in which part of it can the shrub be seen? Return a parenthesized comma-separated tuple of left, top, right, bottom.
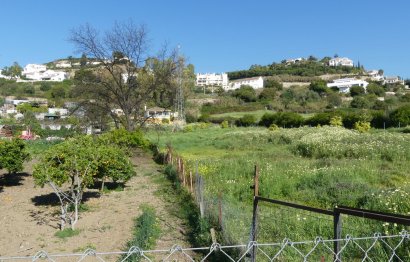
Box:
(220, 120, 229, 128)
(354, 121, 371, 133)
(330, 116, 343, 127)
(260, 112, 303, 128)
(235, 114, 256, 127)
(390, 104, 410, 127)
(268, 124, 279, 131)
(304, 112, 333, 126)
(350, 86, 365, 96)
(161, 118, 170, 124)
(100, 129, 150, 149)
(185, 113, 197, 123)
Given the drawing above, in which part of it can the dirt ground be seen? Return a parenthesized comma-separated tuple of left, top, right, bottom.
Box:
(0, 151, 191, 260)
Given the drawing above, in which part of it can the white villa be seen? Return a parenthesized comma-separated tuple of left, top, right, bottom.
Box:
(285, 57, 305, 64)
(228, 76, 264, 90)
(196, 73, 229, 89)
(367, 70, 384, 81)
(329, 57, 354, 67)
(383, 76, 404, 85)
(327, 78, 369, 93)
(22, 64, 68, 82)
(55, 60, 72, 68)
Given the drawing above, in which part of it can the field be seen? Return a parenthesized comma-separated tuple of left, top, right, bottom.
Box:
(147, 125, 410, 245)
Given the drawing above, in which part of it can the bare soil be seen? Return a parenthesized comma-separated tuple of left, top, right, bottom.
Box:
(0, 151, 191, 260)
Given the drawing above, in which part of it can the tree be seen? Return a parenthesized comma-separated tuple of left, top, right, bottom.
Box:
(259, 88, 276, 100)
(232, 85, 256, 102)
(264, 79, 283, 90)
(350, 96, 370, 108)
(2, 62, 23, 78)
(33, 136, 134, 230)
(326, 92, 342, 108)
(309, 79, 329, 96)
(70, 21, 180, 131)
(366, 83, 385, 96)
(350, 86, 365, 97)
(0, 139, 30, 174)
(80, 53, 87, 67)
(390, 104, 410, 127)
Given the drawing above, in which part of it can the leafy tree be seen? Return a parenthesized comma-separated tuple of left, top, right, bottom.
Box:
(390, 104, 410, 127)
(40, 82, 52, 92)
(264, 79, 283, 90)
(50, 85, 66, 99)
(33, 136, 135, 230)
(0, 139, 30, 174)
(326, 92, 342, 108)
(2, 62, 23, 78)
(366, 83, 385, 96)
(70, 21, 181, 131)
(350, 86, 365, 97)
(232, 85, 256, 102)
(309, 79, 329, 96)
(350, 96, 370, 108)
(235, 114, 256, 127)
(259, 88, 276, 100)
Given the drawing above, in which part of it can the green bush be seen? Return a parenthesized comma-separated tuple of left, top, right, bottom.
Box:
(220, 120, 229, 128)
(259, 112, 304, 128)
(354, 121, 371, 133)
(0, 138, 30, 174)
(329, 116, 343, 127)
(390, 104, 410, 127)
(100, 129, 150, 149)
(235, 114, 256, 127)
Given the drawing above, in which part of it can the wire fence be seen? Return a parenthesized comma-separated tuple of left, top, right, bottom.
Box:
(0, 232, 409, 261)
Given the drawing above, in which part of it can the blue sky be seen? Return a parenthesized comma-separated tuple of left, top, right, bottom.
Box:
(0, 0, 409, 78)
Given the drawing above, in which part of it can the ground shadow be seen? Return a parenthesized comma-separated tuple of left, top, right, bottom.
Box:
(89, 181, 126, 191)
(31, 191, 101, 206)
(0, 172, 30, 188)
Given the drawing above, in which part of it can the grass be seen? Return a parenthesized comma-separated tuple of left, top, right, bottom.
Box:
(121, 205, 160, 261)
(146, 125, 410, 246)
(210, 110, 314, 121)
(54, 228, 80, 239)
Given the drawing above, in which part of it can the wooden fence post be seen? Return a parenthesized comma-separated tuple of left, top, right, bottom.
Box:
(333, 210, 342, 262)
(190, 171, 193, 193)
(218, 192, 223, 229)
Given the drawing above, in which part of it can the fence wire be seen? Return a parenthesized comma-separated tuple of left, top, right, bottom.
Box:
(1, 232, 408, 262)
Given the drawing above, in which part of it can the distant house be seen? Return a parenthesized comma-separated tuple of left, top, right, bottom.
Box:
(55, 60, 72, 68)
(367, 70, 384, 81)
(383, 76, 404, 85)
(48, 108, 68, 118)
(228, 76, 264, 90)
(196, 73, 229, 89)
(327, 78, 369, 93)
(144, 107, 173, 123)
(285, 57, 304, 64)
(329, 57, 354, 67)
(22, 63, 68, 82)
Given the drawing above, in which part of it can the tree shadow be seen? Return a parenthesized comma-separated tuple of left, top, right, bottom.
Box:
(89, 181, 126, 191)
(31, 191, 101, 206)
(0, 172, 30, 188)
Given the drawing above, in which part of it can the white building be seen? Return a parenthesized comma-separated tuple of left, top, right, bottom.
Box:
(285, 57, 304, 64)
(55, 60, 72, 68)
(22, 64, 68, 82)
(327, 78, 369, 93)
(367, 70, 384, 81)
(228, 76, 264, 90)
(196, 73, 229, 89)
(48, 108, 68, 116)
(329, 57, 354, 67)
(383, 76, 404, 85)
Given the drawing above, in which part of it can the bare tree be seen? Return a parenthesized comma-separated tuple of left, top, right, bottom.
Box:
(70, 21, 180, 131)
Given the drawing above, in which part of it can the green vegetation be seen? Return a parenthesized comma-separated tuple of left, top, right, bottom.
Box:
(148, 125, 410, 246)
(121, 205, 160, 262)
(33, 135, 135, 230)
(54, 228, 80, 239)
(228, 59, 363, 80)
(0, 138, 30, 174)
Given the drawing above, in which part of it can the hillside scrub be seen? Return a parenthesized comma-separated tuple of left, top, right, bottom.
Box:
(0, 138, 30, 174)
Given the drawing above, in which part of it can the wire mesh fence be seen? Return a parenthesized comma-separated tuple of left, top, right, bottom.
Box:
(0, 232, 409, 261)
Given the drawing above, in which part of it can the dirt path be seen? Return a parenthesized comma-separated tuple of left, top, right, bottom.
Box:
(0, 151, 191, 260)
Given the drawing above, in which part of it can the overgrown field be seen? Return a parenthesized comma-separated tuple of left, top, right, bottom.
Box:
(147, 125, 410, 247)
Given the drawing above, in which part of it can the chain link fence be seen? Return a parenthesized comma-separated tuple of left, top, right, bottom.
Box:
(0, 232, 408, 261)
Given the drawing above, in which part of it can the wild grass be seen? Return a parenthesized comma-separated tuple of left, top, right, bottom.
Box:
(146, 125, 410, 245)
